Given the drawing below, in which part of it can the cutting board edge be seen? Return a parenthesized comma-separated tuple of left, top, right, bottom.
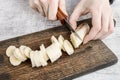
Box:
(63, 57, 118, 80)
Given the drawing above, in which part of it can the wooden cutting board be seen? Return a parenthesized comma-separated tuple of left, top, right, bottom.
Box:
(0, 19, 118, 80)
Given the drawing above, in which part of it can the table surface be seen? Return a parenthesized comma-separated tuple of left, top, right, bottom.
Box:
(0, 0, 120, 80)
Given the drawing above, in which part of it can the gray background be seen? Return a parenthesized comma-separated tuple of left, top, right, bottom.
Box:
(0, 0, 120, 80)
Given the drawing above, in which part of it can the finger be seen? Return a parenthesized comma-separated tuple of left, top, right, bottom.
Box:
(48, 0, 59, 20)
(83, 10, 101, 44)
(39, 0, 49, 17)
(33, 0, 45, 16)
(69, 2, 84, 30)
(58, 0, 68, 16)
(29, 0, 39, 12)
(94, 12, 109, 40)
(100, 16, 114, 39)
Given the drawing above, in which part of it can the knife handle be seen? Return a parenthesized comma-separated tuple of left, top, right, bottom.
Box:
(57, 7, 68, 25)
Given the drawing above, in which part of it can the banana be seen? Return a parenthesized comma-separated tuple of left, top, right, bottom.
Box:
(51, 36, 60, 47)
(58, 35, 65, 51)
(33, 51, 42, 67)
(46, 43, 62, 63)
(19, 45, 32, 58)
(6, 46, 16, 57)
(14, 48, 27, 62)
(40, 44, 49, 61)
(76, 23, 90, 40)
(30, 51, 36, 67)
(19, 45, 27, 58)
(70, 23, 90, 48)
(24, 47, 32, 58)
(70, 33, 82, 48)
(37, 51, 48, 66)
(63, 40, 74, 55)
(9, 55, 21, 66)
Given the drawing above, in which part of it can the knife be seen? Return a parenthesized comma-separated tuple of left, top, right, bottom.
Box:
(57, 7, 82, 41)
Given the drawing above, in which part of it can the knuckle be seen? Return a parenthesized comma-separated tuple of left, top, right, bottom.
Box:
(109, 27, 114, 33)
(94, 26, 101, 31)
(102, 29, 108, 33)
(34, 0, 39, 5)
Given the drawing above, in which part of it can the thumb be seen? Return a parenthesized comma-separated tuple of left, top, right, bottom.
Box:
(69, 3, 84, 30)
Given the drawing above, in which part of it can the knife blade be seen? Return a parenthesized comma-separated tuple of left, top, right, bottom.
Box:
(63, 19, 82, 41)
(57, 7, 82, 41)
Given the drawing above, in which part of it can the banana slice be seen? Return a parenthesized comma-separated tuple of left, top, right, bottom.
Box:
(58, 35, 65, 51)
(76, 23, 90, 40)
(6, 46, 16, 57)
(14, 48, 27, 62)
(40, 44, 49, 61)
(46, 43, 62, 63)
(9, 55, 21, 66)
(33, 51, 42, 67)
(19, 45, 32, 58)
(63, 40, 74, 55)
(24, 47, 32, 58)
(19, 45, 27, 58)
(51, 36, 60, 47)
(30, 51, 36, 67)
(70, 33, 82, 48)
(70, 23, 90, 48)
(37, 51, 48, 66)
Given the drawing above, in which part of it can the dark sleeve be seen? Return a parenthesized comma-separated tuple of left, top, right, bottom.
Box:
(109, 0, 114, 4)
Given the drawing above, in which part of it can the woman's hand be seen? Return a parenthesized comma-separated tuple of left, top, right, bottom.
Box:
(29, 0, 68, 20)
(69, 0, 114, 44)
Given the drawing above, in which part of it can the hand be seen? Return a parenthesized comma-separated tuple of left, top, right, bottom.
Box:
(29, 0, 68, 20)
(69, 0, 114, 44)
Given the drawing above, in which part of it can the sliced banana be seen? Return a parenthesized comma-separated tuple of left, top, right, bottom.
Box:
(46, 43, 62, 63)
(14, 48, 27, 62)
(58, 35, 65, 51)
(63, 40, 74, 55)
(6, 46, 16, 57)
(24, 47, 32, 58)
(70, 23, 90, 48)
(9, 55, 21, 66)
(19, 45, 32, 58)
(51, 36, 60, 47)
(40, 44, 49, 61)
(30, 51, 36, 67)
(19, 45, 27, 58)
(33, 51, 42, 67)
(38, 51, 48, 66)
(76, 23, 90, 40)
(70, 33, 82, 48)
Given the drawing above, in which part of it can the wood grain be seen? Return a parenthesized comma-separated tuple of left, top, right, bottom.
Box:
(0, 19, 118, 80)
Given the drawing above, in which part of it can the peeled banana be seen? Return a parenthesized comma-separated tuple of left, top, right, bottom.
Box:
(33, 51, 42, 67)
(24, 47, 32, 58)
(30, 51, 36, 67)
(51, 36, 60, 47)
(70, 23, 90, 48)
(46, 43, 62, 63)
(37, 51, 48, 66)
(19, 45, 32, 58)
(40, 44, 49, 61)
(76, 23, 90, 40)
(6, 23, 90, 68)
(63, 40, 74, 55)
(6, 46, 16, 57)
(58, 35, 65, 51)
(14, 48, 27, 62)
(9, 55, 21, 66)
(19, 45, 27, 58)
